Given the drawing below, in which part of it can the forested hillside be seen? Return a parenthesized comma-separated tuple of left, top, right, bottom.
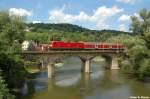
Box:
(26, 23, 131, 43)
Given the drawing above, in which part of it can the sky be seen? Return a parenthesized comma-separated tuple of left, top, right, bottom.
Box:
(0, 0, 150, 31)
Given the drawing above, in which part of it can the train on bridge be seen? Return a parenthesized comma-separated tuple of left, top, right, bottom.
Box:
(35, 41, 124, 51)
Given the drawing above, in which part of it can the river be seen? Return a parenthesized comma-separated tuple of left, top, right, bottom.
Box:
(18, 57, 150, 99)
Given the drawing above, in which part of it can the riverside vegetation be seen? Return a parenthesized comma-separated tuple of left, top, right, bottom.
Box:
(107, 9, 150, 79)
(0, 9, 150, 98)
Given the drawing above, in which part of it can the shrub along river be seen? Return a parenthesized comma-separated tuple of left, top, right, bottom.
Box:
(18, 57, 150, 99)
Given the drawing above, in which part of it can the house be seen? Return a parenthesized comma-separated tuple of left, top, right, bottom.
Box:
(22, 40, 37, 51)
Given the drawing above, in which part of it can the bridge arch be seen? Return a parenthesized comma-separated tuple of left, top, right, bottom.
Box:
(91, 54, 119, 69)
(53, 55, 83, 76)
(91, 56, 107, 69)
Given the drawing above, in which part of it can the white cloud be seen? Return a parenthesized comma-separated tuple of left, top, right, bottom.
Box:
(116, 0, 138, 4)
(9, 8, 32, 17)
(93, 6, 123, 17)
(32, 21, 41, 24)
(49, 9, 92, 23)
(119, 13, 140, 22)
(49, 6, 123, 29)
(119, 24, 126, 31)
(118, 13, 140, 31)
(133, 13, 140, 18)
(119, 14, 130, 22)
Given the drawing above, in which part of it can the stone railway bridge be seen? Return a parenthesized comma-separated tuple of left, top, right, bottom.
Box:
(22, 49, 123, 78)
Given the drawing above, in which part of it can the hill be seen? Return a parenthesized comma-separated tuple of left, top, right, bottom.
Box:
(27, 23, 130, 34)
(25, 23, 132, 43)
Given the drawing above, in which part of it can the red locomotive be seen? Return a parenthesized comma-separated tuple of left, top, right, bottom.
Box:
(49, 41, 124, 50)
(35, 41, 124, 51)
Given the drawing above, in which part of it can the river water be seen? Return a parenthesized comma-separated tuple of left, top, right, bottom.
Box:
(18, 57, 150, 99)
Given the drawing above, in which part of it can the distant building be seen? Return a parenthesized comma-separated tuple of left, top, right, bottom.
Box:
(22, 40, 37, 51)
(22, 41, 30, 50)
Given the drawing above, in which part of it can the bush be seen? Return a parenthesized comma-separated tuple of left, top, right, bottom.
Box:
(0, 53, 28, 88)
(0, 75, 14, 99)
(138, 58, 150, 79)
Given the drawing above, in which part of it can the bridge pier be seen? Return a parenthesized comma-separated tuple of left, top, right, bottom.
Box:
(110, 55, 119, 69)
(81, 60, 85, 72)
(81, 58, 92, 73)
(84, 59, 91, 73)
(40, 60, 44, 69)
(47, 63, 54, 78)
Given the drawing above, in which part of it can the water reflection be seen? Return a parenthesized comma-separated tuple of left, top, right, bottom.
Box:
(55, 74, 80, 87)
(85, 70, 131, 99)
(19, 57, 150, 99)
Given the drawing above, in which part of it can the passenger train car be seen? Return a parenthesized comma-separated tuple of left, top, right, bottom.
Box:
(49, 41, 124, 50)
(35, 41, 124, 51)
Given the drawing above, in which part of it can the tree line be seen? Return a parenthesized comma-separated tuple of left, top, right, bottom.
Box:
(26, 23, 130, 43)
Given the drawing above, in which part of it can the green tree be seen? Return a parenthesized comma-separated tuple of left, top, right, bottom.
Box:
(25, 32, 50, 43)
(0, 75, 14, 99)
(0, 11, 27, 96)
(0, 12, 25, 53)
(110, 9, 150, 79)
(130, 9, 150, 35)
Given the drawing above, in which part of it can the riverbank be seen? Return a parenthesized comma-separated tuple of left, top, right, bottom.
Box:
(25, 67, 41, 74)
(25, 62, 64, 74)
